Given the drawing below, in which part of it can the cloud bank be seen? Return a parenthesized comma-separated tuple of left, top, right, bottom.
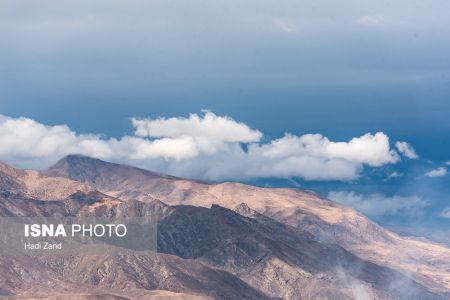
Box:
(0, 112, 415, 181)
(328, 191, 428, 217)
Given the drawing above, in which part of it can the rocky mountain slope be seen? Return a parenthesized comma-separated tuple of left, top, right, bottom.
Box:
(0, 155, 449, 299)
(46, 155, 450, 294)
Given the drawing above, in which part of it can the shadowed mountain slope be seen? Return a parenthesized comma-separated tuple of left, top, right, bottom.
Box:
(0, 190, 444, 300)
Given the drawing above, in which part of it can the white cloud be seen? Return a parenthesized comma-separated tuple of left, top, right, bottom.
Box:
(0, 113, 413, 181)
(119, 136, 200, 161)
(132, 111, 262, 143)
(440, 208, 450, 218)
(395, 142, 418, 159)
(0, 116, 112, 165)
(357, 15, 386, 26)
(260, 132, 399, 167)
(424, 167, 447, 178)
(328, 191, 428, 217)
(446, 161, 450, 166)
(273, 19, 298, 33)
(388, 171, 403, 179)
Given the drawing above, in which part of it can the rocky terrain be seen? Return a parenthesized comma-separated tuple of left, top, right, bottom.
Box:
(1, 155, 450, 299)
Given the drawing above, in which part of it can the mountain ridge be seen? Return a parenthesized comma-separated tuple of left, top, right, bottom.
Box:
(42, 155, 450, 294)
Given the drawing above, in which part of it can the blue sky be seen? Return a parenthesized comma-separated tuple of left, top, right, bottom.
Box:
(0, 0, 449, 242)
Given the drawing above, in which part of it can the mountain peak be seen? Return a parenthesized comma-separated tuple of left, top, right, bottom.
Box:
(50, 154, 108, 169)
(45, 155, 179, 189)
(45, 154, 108, 181)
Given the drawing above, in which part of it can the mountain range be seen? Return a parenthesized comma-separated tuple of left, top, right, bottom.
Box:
(1, 155, 450, 299)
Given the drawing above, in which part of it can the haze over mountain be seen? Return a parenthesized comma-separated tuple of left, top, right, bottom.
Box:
(1, 155, 450, 299)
